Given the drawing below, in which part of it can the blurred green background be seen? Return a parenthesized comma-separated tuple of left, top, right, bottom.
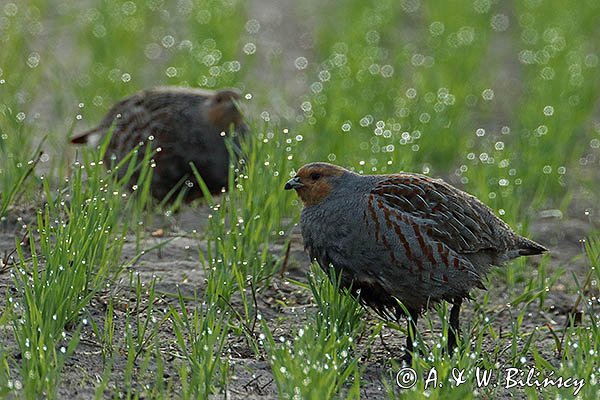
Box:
(1, 0, 599, 225)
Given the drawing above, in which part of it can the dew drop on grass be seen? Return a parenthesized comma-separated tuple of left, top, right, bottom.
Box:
(429, 21, 445, 36)
(491, 14, 509, 31)
(482, 89, 494, 100)
(161, 35, 175, 48)
(165, 66, 177, 77)
(294, 57, 308, 70)
(318, 69, 331, 81)
(243, 42, 256, 55)
(381, 65, 394, 77)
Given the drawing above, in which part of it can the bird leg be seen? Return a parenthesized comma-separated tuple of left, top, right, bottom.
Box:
(447, 297, 462, 354)
(402, 308, 419, 363)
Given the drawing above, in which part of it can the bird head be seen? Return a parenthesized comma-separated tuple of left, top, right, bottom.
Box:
(206, 88, 245, 132)
(284, 162, 347, 206)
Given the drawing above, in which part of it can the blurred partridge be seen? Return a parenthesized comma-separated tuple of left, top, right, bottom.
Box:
(285, 162, 546, 359)
(70, 86, 246, 201)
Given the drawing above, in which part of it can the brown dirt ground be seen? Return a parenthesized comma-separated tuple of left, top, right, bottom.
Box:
(1, 191, 598, 399)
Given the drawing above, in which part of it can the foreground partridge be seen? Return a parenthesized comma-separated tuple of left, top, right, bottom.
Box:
(70, 86, 246, 201)
(285, 162, 546, 359)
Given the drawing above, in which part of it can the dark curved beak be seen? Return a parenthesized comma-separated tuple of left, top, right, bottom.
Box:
(284, 176, 303, 190)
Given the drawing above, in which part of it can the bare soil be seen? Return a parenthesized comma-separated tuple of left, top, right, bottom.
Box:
(1, 193, 598, 399)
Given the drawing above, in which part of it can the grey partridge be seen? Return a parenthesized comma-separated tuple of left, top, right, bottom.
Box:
(285, 162, 547, 359)
(71, 86, 246, 201)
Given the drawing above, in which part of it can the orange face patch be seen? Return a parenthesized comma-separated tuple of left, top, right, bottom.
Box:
(292, 163, 345, 206)
(207, 91, 243, 131)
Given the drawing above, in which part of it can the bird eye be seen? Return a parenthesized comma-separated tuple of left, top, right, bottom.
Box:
(310, 173, 321, 181)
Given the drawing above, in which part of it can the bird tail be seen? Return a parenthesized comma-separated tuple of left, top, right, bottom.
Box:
(516, 237, 547, 256)
(69, 128, 103, 145)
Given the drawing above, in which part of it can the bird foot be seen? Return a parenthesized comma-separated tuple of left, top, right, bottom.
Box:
(400, 351, 413, 365)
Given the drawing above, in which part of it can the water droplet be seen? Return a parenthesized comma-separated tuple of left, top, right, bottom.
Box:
(482, 89, 494, 100)
(243, 42, 256, 55)
(245, 19, 260, 34)
(145, 43, 162, 60)
(318, 70, 331, 81)
(122, 1, 137, 15)
(429, 21, 445, 36)
(535, 125, 548, 136)
(541, 66, 555, 80)
(381, 65, 394, 77)
(165, 66, 177, 78)
(161, 35, 175, 48)
(4, 3, 18, 17)
(294, 56, 308, 70)
(27, 52, 40, 68)
(491, 14, 509, 31)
